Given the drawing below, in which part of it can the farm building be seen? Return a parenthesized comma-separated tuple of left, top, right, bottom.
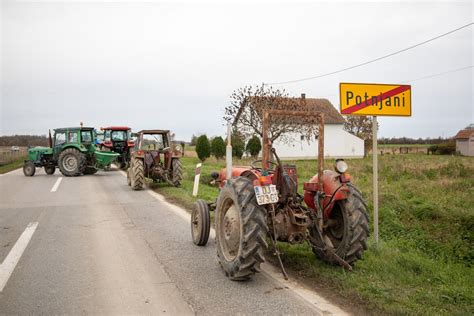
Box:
(455, 125, 474, 156)
(271, 95, 364, 159)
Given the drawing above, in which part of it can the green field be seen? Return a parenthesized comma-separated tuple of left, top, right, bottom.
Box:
(0, 157, 26, 174)
(152, 154, 473, 314)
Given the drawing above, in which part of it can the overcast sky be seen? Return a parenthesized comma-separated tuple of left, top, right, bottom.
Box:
(1, 0, 472, 140)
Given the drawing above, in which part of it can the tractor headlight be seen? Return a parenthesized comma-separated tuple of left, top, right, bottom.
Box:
(335, 159, 348, 174)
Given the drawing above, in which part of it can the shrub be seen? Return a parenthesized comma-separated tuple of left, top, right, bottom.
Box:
(246, 135, 262, 158)
(211, 136, 226, 159)
(232, 133, 245, 159)
(196, 135, 211, 161)
(436, 142, 456, 155)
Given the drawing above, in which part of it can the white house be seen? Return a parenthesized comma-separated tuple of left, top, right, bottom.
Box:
(455, 124, 474, 156)
(270, 95, 364, 159)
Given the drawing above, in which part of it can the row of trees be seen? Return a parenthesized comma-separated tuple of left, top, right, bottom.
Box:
(0, 135, 48, 147)
(195, 134, 262, 162)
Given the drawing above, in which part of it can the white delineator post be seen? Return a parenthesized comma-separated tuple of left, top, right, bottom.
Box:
(226, 122, 232, 181)
(192, 163, 202, 197)
(372, 116, 379, 245)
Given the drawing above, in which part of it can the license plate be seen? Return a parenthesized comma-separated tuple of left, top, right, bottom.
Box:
(254, 184, 279, 205)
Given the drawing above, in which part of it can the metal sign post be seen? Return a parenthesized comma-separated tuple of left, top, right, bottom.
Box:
(372, 116, 379, 245)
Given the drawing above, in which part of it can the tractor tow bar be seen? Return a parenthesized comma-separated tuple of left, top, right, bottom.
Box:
(269, 203, 289, 280)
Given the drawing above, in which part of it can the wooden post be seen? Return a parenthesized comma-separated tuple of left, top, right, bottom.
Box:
(372, 116, 379, 245)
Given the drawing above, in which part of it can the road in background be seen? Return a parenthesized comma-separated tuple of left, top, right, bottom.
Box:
(0, 168, 342, 314)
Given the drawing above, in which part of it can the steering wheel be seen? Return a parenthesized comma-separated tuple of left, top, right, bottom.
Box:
(250, 159, 277, 171)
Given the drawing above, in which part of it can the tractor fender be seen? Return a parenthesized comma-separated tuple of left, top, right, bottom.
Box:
(303, 170, 350, 219)
(218, 166, 260, 188)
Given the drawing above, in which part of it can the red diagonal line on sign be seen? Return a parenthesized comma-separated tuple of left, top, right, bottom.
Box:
(341, 85, 411, 114)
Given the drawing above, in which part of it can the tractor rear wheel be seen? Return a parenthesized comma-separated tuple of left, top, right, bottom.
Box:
(58, 148, 85, 177)
(127, 168, 131, 186)
(191, 200, 211, 246)
(171, 158, 182, 187)
(44, 165, 55, 175)
(312, 184, 369, 265)
(131, 158, 144, 190)
(23, 162, 36, 177)
(215, 177, 268, 281)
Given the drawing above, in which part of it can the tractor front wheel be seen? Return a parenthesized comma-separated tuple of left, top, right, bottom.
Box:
(23, 161, 36, 177)
(131, 158, 144, 190)
(58, 148, 85, 177)
(191, 200, 211, 246)
(312, 184, 369, 265)
(171, 158, 183, 187)
(44, 165, 55, 175)
(215, 177, 268, 281)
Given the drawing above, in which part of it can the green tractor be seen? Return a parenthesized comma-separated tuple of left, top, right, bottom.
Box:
(23, 127, 119, 177)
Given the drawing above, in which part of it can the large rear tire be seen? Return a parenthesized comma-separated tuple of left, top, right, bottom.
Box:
(131, 158, 144, 190)
(191, 200, 211, 246)
(58, 148, 85, 177)
(23, 161, 36, 177)
(127, 168, 131, 186)
(312, 184, 369, 265)
(215, 177, 268, 281)
(44, 165, 55, 175)
(171, 158, 182, 187)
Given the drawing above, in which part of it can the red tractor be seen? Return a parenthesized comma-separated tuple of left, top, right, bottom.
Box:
(191, 109, 369, 281)
(100, 126, 134, 169)
(127, 129, 183, 190)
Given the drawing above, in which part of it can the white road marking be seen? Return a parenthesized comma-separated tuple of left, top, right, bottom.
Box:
(50, 177, 63, 192)
(118, 170, 345, 315)
(0, 222, 39, 292)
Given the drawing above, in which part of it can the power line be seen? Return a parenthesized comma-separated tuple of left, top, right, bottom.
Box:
(265, 22, 473, 85)
(402, 65, 473, 83)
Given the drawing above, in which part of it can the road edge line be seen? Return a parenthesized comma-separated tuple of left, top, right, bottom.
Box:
(0, 222, 39, 292)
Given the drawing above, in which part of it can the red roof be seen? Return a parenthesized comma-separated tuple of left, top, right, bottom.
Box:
(455, 129, 474, 139)
(101, 126, 131, 131)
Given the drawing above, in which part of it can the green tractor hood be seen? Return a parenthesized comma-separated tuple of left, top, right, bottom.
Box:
(27, 146, 53, 161)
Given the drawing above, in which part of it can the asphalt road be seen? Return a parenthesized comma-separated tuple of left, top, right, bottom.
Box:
(0, 167, 346, 315)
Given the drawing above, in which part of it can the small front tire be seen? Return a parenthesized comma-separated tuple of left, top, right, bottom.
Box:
(23, 162, 36, 177)
(44, 165, 55, 175)
(191, 200, 211, 246)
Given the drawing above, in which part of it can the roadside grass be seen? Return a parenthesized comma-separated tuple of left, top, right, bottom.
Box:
(0, 157, 25, 174)
(150, 154, 474, 315)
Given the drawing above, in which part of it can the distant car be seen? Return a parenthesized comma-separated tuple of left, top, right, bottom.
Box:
(11, 146, 20, 151)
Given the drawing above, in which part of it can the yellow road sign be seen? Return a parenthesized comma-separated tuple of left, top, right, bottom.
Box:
(339, 82, 411, 116)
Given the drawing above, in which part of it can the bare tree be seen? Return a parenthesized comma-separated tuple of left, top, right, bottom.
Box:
(343, 116, 378, 156)
(224, 85, 318, 144)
